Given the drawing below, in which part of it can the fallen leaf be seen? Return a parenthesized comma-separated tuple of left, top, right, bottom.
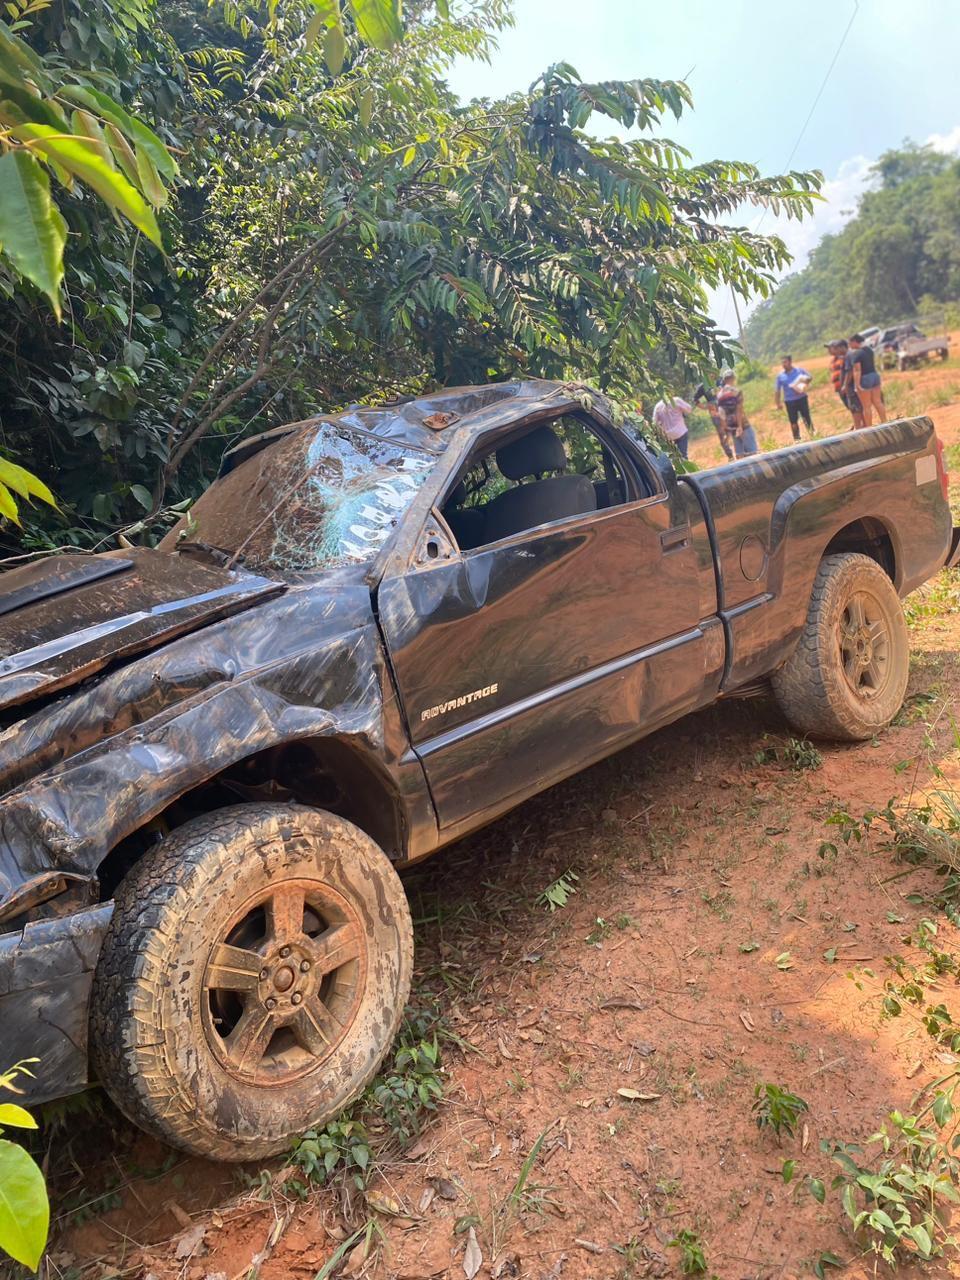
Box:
(617, 1088, 660, 1101)
(517, 1010, 541, 1028)
(428, 1176, 459, 1201)
(575, 1239, 604, 1254)
(739, 1011, 755, 1032)
(497, 1036, 514, 1060)
(463, 1226, 483, 1279)
(366, 1190, 403, 1216)
(801, 1123, 810, 1153)
(906, 1060, 924, 1079)
(491, 1253, 520, 1278)
(418, 1185, 436, 1213)
(600, 999, 647, 1011)
(775, 952, 794, 971)
(174, 1226, 206, 1261)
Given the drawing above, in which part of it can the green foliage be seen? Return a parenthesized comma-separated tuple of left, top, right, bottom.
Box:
(745, 141, 960, 360)
(782, 737, 823, 771)
(291, 1002, 446, 1189)
(821, 1092, 960, 1267)
(0, 0, 820, 553)
(367, 1005, 443, 1145)
(667, 1228, 708, 1275)
(0, 1061, 49, 1271)
(537, 869, 579, 912)
(752, 1082, 810, 1140)
(290, 1117, 372, 1190)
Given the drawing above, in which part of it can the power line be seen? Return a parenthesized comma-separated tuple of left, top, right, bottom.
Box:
(756, 0, 859, 235)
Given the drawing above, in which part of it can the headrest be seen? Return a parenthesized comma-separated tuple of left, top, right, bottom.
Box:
(496, 426, 567, 481)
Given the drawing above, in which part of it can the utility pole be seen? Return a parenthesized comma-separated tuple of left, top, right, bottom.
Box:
(730, 287, 748, 357)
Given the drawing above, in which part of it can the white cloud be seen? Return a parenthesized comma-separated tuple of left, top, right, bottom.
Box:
(711, 125, 960, 332)
(926, 124, 960, 154)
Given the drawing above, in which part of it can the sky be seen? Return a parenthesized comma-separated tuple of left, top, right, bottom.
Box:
(447, 0, 960, 333)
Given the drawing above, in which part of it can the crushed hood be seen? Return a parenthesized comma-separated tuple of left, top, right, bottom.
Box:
(0, 549, 284, 713)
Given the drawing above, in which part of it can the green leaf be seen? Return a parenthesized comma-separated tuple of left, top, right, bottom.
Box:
(69, 109, 114, 168)
(350, 0, 402, 49)
(907, 1223, 932, 1257)
(841, 1182, 857, 1221)
(305, 8, 325, 49)
(808, 1177, 825, 1204)
(57, 85, 177, 179)
(129, 484, 152, 510)
(0, 150, 65, 315)
(781, 1159, 796, 1183)
(0, 458, 56, 507)
(324, 23, 345, 75)
(12, 123, 163, 248)
(0, 485, 19, 526)
(359, 86, 373, 128)
(932, 1092, 954, 1127)
(104, 122, 140, 188)
(435, 0, 449, 15)
(0, 1138, 49, 1270)
(0, 1104, 36, 1130)
(135, 143, 167, 208)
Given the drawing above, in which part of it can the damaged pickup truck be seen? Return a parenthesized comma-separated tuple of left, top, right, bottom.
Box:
(2, 380, 958, 1160)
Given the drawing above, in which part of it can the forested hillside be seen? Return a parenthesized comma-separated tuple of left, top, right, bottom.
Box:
(744, 141, 960, 360)
(0, 0, 821, 551)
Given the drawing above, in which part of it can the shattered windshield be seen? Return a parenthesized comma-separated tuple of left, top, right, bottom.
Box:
(181, 421, 436, 574)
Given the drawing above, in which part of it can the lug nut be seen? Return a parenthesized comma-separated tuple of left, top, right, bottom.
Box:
(266, 997, 277, 1010)
(259, 969, 268, 981)
(291, 992, 303, 1005)
(279, 946, 291, 958)
(300, 960, 311, 973)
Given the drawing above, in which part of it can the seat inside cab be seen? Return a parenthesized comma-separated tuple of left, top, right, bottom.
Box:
(441, 415, 641, 551)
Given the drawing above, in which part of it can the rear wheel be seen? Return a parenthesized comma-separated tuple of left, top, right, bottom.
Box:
(91, 803, 413, 1160)
(771, 553, 909, 741)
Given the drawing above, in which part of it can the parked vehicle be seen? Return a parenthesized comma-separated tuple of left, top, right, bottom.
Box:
(873, 324, 949, 371)
(2, 380, 958, 1159)
(890, 332, 950, 372)
(859, 325, 881, 347)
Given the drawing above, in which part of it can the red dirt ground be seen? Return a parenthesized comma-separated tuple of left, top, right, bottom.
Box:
(44, 345, 960, 1280)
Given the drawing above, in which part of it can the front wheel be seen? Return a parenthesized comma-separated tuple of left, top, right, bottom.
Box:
(90, 803, 413, 1160)
(771, 553, 909, 741)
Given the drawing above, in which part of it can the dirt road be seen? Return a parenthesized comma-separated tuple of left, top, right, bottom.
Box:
(49, 348, 960, 1280)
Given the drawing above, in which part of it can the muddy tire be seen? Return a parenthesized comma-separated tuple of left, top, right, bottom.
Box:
(90, 804, 413, 1161)
(771, 553, 909, 742)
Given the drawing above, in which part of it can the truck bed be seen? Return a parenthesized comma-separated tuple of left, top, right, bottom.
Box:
(681, 417, 953, 691)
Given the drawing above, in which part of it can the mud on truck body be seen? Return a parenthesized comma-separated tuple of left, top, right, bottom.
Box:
(2, 379, 958, 1159)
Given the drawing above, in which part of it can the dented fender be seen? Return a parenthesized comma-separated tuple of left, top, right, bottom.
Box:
(0, 570, 430, 915)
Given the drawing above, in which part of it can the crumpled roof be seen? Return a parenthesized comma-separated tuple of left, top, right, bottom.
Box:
(220, 380, 580, 475)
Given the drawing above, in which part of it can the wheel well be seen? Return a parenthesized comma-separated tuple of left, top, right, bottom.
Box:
(97, 739, 403, 900)
(824, 518, 896, 583)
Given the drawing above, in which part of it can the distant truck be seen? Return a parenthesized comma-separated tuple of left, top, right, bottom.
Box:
(874, 324, 950, 371)
(1, 381, 959, 1161)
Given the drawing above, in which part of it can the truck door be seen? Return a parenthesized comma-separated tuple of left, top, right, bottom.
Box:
(377, 414, 722, 838)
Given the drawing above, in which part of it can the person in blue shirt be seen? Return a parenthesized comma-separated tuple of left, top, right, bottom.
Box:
(774, 355, 814, 442)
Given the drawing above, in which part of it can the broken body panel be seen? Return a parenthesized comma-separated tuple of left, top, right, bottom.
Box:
(0, 379, 955, 1100)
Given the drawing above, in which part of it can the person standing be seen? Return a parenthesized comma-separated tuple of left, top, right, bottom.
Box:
(774, 354, 814, 441)
(826, 339, 864, 430)
(845, 333, 884, 427)
(693, 381, 734, 461)
(716, 371, 758, 458)
(652, 395, 692, 459)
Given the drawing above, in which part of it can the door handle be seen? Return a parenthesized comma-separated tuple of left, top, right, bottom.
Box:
(660, 526, 690, 552)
